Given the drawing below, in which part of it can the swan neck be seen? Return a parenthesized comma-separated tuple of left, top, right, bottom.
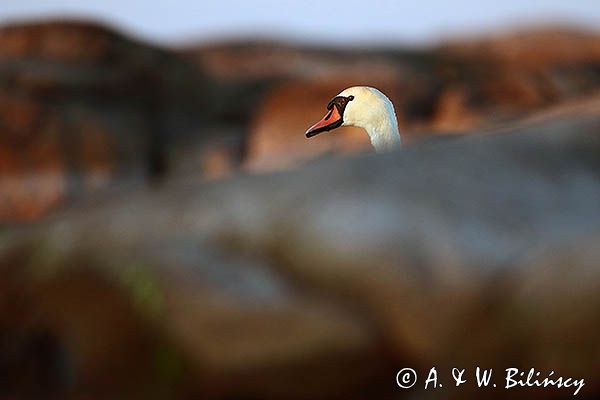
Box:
(365, 121, 401, 153)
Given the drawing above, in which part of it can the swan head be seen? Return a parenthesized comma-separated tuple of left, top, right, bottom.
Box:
(305, 86, 401, 151)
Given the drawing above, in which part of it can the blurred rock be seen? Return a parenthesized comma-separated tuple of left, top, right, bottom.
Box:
(1, 113, 599, 399)
(440, 28, 600, 69)
(2, 22, 599, 221)
(0, 20, 212, 222)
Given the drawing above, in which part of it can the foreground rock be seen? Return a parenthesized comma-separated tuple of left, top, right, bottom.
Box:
(1, 114, 599, 399)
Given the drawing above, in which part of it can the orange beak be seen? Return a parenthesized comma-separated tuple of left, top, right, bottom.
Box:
(305, 105, 343, 138)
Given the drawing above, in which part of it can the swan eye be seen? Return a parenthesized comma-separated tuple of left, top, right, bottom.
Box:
(326, 96, 353, 115)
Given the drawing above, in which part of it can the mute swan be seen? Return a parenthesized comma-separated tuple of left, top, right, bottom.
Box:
(305, 86, 401, 152)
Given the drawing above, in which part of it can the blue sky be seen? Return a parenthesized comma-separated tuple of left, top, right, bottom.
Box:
(1, 1, 598, 45)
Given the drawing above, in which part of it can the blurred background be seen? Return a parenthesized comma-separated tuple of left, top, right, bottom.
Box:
(1, 0, 599, 220)
(0, 1, 599, 399)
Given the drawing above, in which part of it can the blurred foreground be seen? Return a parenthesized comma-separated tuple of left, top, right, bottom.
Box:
(0, 20, 600, 399)
(2, 115, 600, 399)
